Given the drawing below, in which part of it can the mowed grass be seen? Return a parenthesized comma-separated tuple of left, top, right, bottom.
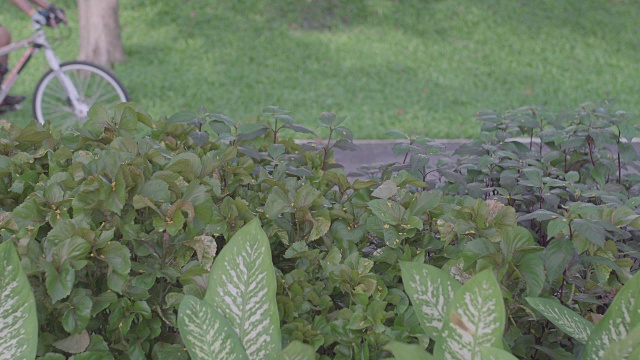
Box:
(1, 0, 639, 138)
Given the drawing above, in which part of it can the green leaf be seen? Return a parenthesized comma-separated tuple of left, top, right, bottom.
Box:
(352, 179, 378, 190)
(525, 297, 593, 344)
(53, 330, 90, 354)
(479, 346, 518, 360)
(547, 218, 569, 239)
(282, 123, 315, 135)
(618, 142, 637, 163)
(544, 239, 575, 281)
(178, 295, 249, 360)
(152, 343, 189, 360)
(499, 226, 538, 260)
(435, 269, 505, 360)
(406, 191, 441, 217)
(333, 139, 358, 151)
(267, 144, 286, 159)
(168, 110, 198, 124)
(277, 341, 316, 360)
(400, 262, 461, 337)
(140, 180, 171, 202)
(517, 209, 560, 222)
(384, 341, 433, 359)
(368, 199, 406, 225)
(0, 241, 38, 360)
(166, 153, 203, 181)
(572, 219, 606, 247)
(204, 218, 281, 360)
(116, 105, 139, 133)
(265, 187, 291, 219)
(371, 180, 398, 199)
(61, 289, 93, 333)
(98, 242, 131, 294)
(583, 270, 640, 359)
(190, 131, 210, 147)
(294, 184, 321, 208)
(601, 324, 640, 360)
(237, 124, 269, 141)
(45, 261, 75, 302)
(519, 253, 544, 297)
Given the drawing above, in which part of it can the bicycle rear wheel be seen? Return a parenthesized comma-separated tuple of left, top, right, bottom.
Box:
(32, 61, 130, 126)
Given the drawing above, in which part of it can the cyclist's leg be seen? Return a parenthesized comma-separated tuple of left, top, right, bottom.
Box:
(0, 25, 9, 65)
(0, 25, 25, 107)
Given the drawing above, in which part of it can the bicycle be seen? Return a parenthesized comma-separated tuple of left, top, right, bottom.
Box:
(0, 6, 130, 126)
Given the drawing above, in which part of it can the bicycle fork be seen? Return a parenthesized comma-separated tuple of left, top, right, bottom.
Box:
(42, 47, 89, 123)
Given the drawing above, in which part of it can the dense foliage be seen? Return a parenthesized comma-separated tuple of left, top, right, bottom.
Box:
(0, 101, 639, 359)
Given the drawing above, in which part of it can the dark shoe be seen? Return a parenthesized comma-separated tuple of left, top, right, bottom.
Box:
(0, 95, 26, 107)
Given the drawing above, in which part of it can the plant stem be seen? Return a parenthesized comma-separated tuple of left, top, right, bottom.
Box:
(321, 127, 334, 171)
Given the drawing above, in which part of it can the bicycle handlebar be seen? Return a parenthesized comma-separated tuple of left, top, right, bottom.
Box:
(33, 5, 68, 29)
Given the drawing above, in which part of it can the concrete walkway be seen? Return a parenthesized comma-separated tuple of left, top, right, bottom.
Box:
(332, 138, 640, 176)
(332, 139, 469, 175)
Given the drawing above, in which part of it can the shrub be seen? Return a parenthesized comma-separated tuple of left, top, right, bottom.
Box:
(0, 100, 638, 359)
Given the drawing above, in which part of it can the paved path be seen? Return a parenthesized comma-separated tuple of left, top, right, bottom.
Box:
(331, 138, 640, 176)
(332, 139, 469, 175)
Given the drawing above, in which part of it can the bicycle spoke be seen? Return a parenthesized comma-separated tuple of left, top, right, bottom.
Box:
(35, 62, 129, 125)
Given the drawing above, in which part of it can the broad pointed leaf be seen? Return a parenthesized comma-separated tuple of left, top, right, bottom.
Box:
(178, 295, 249, 360)
(525, 297, 593, 344)
(435, 269, 505, 360)
(583, 270, 640, 359)
(369, 199, 406, 225)
(204, 218, 281, 360)
(371, 180, 399, 199)
(0, 241, 38, 360)
(400, 262, 461, 338)
(384, 341, 433, 359)
(544, 239, 575, 281)
(601, 324, 640, 360)
(277, 341, 316, 360)
(480, 346, 518, 360)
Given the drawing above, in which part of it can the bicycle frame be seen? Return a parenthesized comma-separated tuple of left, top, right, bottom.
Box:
(0, 24, 85, 122)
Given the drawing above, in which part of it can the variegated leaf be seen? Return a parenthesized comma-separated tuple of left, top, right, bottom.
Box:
(178, 295, 249, 360)
(277, 341, 316, 360)
(601, 324, 640, 360)
(525, 297, 593, 344)
(435, 269, 504, 360)
(204, 218, 281, 360)
(480, 346, 518, 360)
(583, 270, 640, 359)
(0, 241, 38, 360)
(400, 262, 461, 338)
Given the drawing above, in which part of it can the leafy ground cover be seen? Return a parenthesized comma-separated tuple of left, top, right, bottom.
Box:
(0, 100, 639, 358)
(2, 0, 640, 138)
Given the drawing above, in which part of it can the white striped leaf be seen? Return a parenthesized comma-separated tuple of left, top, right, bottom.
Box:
(525, 297, 593, 344)
(0, 241, 38, 360)
(435, 269, 504, 360)
(480, 346, 519, 360)
(583, 270, 640, 359)
(601, 324, 640, 360)
(400, 262, 461, 338)
(178, 295, 249, 360)
(204, 218, 281, 360)
(277, 341, 316, 360)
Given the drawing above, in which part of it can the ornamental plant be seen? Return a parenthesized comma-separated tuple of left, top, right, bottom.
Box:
(0, 100, 638, 359)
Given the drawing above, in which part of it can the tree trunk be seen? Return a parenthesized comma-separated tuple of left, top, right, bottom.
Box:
(77, 0, 125, 69)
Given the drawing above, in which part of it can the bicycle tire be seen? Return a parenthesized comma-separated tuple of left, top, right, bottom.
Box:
(32, 61, 130, 126)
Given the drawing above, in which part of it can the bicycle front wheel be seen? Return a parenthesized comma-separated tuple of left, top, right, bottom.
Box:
(33, 61, 130, 126)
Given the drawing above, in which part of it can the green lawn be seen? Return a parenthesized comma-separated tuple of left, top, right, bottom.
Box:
(1, 0, 639, 138)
